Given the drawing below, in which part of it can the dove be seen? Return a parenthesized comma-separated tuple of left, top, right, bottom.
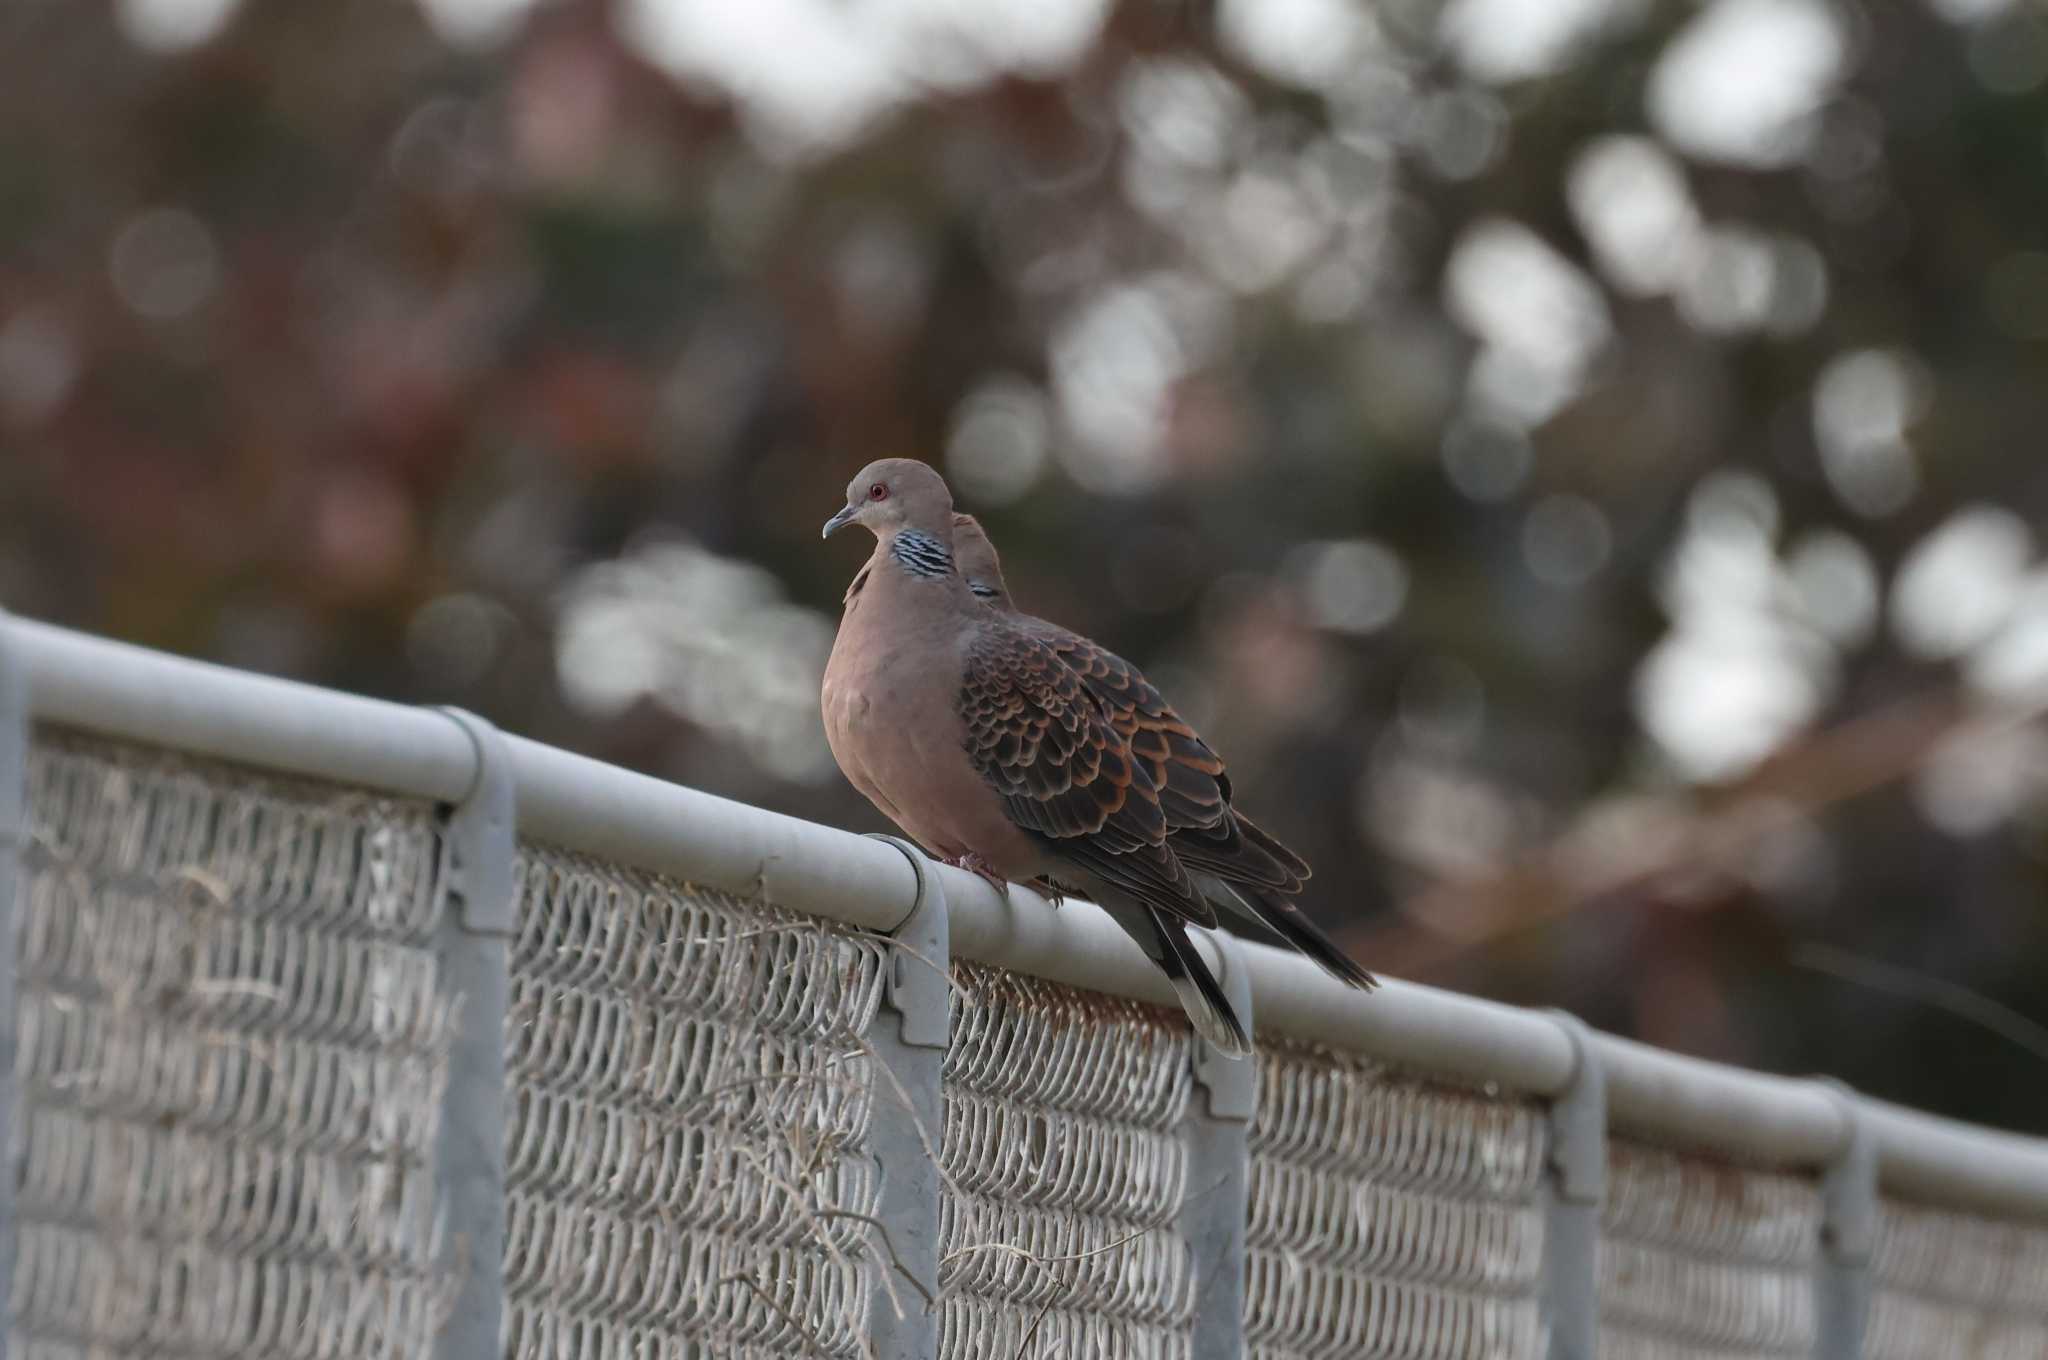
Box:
(821, 459, 1251, 1053)
(950, 512, 1376, 994)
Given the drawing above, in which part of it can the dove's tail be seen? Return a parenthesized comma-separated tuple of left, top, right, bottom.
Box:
(1149, 907, 1250, 1058)
(1205, 878, 1378, 992)
(1073, 871, 1253, 1058)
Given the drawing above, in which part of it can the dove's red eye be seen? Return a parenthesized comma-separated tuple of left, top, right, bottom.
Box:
(868, 482, 888, 501)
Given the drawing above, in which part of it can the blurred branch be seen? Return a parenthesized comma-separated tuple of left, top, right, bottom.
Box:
(1791, 943, 2048, 1067)
(1353, 688, 2040, 978)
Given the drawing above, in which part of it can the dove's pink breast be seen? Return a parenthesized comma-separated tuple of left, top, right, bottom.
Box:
(822, 566, 1045, 881)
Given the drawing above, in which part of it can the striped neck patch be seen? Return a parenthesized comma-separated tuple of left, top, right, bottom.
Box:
(891, 528, 954, 579)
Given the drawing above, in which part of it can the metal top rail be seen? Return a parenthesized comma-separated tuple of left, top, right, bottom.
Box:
(9, 611, 2048, 1220)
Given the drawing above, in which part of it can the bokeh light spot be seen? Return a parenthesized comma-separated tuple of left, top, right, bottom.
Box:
(1786, 530, 1880, 647)
(116, 0, 239, 52)
(1440, 417, 1532, 502)
(1441, 0, 1624, 83)
(1812, 348, 1926, 518)
(416, 0, 541, 49)
(1569, 135, 1699, 296)
(1649, 0, 1845, 168)
(946, 377, 1052, 507)
(1966, 13, 2048, 94)
(0, 311, 78, 428)
(1445, 219, 1611, 428)
(1291, 538, 1409, 634)
(1522, 494, 1611, 588)
(1891, 506, 2033, 660)
(109, 208, 219, 321)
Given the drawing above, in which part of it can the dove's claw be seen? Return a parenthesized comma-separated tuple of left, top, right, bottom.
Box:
(1031, 877, 1068, 909)
(941, 852, 1010, 895)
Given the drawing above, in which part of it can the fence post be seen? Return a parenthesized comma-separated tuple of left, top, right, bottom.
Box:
(0, 621, 27, 1360)
(431, 708, 518, 1360)
(1542, 1011, 1607, 1360)
(861, 835, 951, 1360)
(1815, 1081, 1876, 1360)
(1182, 932, 1255, 1360)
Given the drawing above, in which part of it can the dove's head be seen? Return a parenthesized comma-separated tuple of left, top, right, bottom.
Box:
(951, 513, 1013, 610)
(822, 458, 954, 541)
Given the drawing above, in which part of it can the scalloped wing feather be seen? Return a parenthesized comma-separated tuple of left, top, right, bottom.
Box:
(1024, 618, 1311, 894)
(959, 623, 1217, 926)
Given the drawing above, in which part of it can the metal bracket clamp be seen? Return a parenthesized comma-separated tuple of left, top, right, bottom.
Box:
(1541, 1010, 1607, 1360)
(1815, 1080, 1876, 1360)
(861, 835, 951, 1360)
(434, 707, 518, 937)
(0, 619, 28, 1360)
(429, 708, 518, 1360)
(1183, 930, 1255, 1360)
(866, 834, 951, 1049)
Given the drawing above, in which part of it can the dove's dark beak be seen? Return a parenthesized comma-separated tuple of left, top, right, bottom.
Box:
(821, 505, 859, 539)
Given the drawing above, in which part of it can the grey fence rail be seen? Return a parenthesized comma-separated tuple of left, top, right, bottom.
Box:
(0, 610, 2045, 1360)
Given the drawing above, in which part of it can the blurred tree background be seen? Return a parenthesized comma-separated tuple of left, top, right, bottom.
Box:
(3, 0, 2045, 1128)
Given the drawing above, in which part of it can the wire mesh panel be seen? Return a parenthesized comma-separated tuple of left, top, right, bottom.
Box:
(938, 962, 1197, 1359)
(1243, 1038, 1548, 1360)
(1866, 1197, 2048, 1358)
(1595, 1140, 1819, 1359)
(10, 730, 457, 1360)
(501, 846, 889, 1360)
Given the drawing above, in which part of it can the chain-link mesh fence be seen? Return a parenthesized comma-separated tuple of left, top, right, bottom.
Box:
(1866, 1198, 2048, 1360)
(7, 727, 2048, 1360)
(1597, 1142, 1821, 1359)
(938, 962, 1197, 1358)
(1244, 1039, 1549, 1359)
(502, 846, 888, 1359)
(12, 732, 455, 1359)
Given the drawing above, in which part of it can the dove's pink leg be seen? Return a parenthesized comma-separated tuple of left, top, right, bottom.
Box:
(940, 852, 1010, 895)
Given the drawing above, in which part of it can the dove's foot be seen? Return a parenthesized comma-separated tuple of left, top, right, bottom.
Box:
(1030, 877, 1068, 909)
(942, 852, 1010, 895)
